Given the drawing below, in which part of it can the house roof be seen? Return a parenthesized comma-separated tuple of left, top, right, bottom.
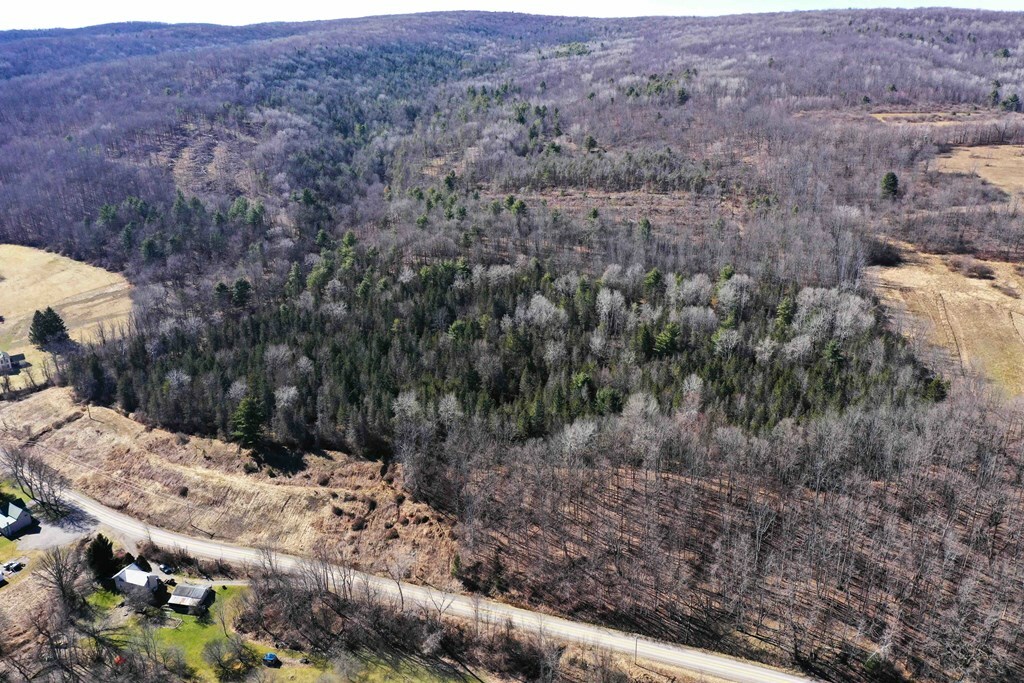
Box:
(167, 584, 211, 606)
(112, 563, 157, 588)
(0, 499, 30, 528)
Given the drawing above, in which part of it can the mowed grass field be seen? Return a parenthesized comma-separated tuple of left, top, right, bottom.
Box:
(934, 145, 1024, 197)
(0, 244, 132, 389)
(869, 251, 1024, 396)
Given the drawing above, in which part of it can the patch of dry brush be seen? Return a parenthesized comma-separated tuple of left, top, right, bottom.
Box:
(0, 388, 456, 585)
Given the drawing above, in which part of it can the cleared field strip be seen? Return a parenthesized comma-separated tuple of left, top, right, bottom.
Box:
(0, 244, 132, 390)
(934, 145, 1024, 197)
(869, 251, 1024, 395)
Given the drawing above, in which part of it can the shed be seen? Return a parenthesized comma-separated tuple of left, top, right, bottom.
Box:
(167, 583, 212, 613)
(0, 498, 32, 539)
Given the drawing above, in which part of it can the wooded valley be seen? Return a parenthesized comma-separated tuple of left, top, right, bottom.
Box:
(2, 8, 1024, 682)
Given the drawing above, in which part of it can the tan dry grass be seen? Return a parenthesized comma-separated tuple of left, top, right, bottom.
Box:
(0, 563, 49, 653)
(934, 145, 1024, 197)
(0, 388, 457, 585)
(869, 111, 993, 127)
(0, 245, 133, 390)
(868, 250, 1024, 395)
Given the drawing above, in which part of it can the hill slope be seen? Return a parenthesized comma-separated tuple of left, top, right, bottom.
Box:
(2, 9, 1024, 683)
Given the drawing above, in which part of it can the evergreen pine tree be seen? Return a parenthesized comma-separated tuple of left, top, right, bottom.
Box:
(231, 395, 265, 447)
(773, 296, 795, 337)
(43, 307, 69, 342)
(881, 171, 900, 199)
(214, 282, 231, 305)
(28, 310, 47, 347)
(86, 534, 116, 578)
(654, 322, 680, 356)
(232, 279, 252, 308)
(638, 217, 652, 241)
(29, 307, 70, 347)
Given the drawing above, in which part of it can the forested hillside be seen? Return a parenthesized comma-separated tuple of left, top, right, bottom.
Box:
(3, 9, 1024, 682)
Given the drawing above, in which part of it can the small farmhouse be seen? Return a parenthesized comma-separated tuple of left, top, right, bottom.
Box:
(111, 563, 159, 594)
(167, 584, 212, 613)
(0, 351, 12, 374)
(0, 498, 32, 539)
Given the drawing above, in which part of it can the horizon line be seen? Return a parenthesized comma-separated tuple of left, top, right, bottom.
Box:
(3, 5, 1022, 33)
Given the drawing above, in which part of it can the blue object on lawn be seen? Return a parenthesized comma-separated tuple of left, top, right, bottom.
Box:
(263, 653, 279, 664)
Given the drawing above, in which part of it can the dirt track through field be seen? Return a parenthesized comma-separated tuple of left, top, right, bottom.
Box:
(869, 251, 1024, 395)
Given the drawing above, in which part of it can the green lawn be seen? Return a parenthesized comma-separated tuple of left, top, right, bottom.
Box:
(0, 536, 17, 563)
(354, 657, 470, 683)
(152, 586, 248, 681)
(147, 586, 332, 682)
(0, 479, 31, 502)
(86, 588, 122, 611)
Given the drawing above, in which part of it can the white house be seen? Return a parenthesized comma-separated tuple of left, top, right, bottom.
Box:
(0, 352, 12, 374)
(0, 499, 32, 539)
(112, 563, 159, 594)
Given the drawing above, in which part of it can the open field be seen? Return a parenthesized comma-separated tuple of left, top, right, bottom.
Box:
(869, 110, 1000, 127)
(0, 244, 133, 390)
(868, 249, 1024, 395)
(934, 145, 1024, 198)
(0, 388, 457, 585)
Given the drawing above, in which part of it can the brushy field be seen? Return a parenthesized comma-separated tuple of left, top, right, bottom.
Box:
(934, 145, 1024, 197)
(0, 388, 457, 586)
(0, 244, 132, 390)
(869, 110, 993, 127)
(869, 249, 1024, 395)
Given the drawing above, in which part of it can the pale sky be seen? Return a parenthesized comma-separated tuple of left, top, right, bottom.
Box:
(1, 0, 1019, 30)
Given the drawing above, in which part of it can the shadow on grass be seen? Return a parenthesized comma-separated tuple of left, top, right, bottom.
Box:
(251, 443, 307, 475)
(352, 647, 476, 682)
(42, 497, 97, 529)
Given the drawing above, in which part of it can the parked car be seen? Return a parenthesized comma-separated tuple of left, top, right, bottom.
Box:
(158, 564, 175, 574)
(262, 653, 281, 667)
